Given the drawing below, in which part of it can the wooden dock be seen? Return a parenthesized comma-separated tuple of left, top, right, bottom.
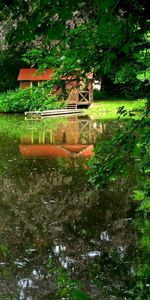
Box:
(25, 109, 83, 118)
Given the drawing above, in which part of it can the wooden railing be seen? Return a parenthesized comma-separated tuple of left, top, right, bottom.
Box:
(67, 89, 92, 106)
(79, 91, 89, 104)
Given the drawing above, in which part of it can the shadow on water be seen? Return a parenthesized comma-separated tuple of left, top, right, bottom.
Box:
(0, 114, 149, 299)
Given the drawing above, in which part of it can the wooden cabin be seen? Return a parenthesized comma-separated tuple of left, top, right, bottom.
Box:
(17, 68, 93, 107)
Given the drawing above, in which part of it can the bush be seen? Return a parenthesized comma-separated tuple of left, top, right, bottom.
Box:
(93, 89, 109, 100)
(0, 87, 66, 113)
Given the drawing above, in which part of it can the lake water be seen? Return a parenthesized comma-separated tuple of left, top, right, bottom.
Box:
(0, 114, 147, 299)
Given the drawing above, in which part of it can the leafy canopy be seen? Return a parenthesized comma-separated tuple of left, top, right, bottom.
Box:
(0, 0, 149, 96)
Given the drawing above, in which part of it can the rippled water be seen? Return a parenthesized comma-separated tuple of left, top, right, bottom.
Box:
(0, 114, 139, 299)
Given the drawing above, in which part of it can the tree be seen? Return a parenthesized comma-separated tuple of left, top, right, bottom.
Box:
(0, 0, 149, 96)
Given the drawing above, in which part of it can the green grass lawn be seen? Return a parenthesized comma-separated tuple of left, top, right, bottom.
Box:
(85, 100, 146, 119)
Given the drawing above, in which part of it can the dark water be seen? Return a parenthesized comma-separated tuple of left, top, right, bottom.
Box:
(0, 114, 147, 299)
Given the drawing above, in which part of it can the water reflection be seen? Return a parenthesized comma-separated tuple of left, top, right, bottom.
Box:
(0, 115, 141, 299)
(19, 115, 104, 158)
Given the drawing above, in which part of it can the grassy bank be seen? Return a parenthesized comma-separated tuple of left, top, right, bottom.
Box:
(85, 100, 146, 119)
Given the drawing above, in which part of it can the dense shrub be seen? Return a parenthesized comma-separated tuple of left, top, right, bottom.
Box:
(0, 50, 28, 93)
(93, 89, 109, 100)
(0, 87, 66, 113)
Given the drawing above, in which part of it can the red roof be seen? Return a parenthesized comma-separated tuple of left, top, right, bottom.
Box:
(18, 68, 93, 81)
(18, 68, 55, 81)
(62, 72, 93, 80)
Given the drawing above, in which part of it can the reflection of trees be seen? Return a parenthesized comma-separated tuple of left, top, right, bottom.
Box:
(0, 115, 141, 299)
(0, 154, 138, 299)
(131, 213, 150, 299)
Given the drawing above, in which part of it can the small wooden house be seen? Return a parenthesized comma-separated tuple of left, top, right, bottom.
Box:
(18, 68, 93, 107)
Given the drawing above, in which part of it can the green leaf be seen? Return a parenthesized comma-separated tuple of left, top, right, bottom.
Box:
(70, 288, 93, 300)
(133, 190, 145, 201)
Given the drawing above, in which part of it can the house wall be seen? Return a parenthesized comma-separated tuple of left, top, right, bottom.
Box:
(66, 79, 93, 104)
(19, 78, 93, 104)
(20, 81, 43, 89)
(20, 81, 31, 89)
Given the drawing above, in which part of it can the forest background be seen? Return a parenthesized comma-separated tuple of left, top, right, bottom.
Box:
(0, 2, 149, 298)
(0, 0, 149, 111)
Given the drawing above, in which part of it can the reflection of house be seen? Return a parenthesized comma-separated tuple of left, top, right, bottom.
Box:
(19, 116, 100, 158)
(19, 144, 94, 158)
(17, 68, 93, 107)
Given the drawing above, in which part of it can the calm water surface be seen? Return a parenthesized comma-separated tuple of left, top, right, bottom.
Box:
(0, 114, 143, 299)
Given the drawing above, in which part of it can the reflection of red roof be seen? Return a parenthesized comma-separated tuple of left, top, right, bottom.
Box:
(19, 144, 94, 158)
(78, 145, 94, 157)
(63, 145, 88, 153)
(18, 69, 55, 81)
